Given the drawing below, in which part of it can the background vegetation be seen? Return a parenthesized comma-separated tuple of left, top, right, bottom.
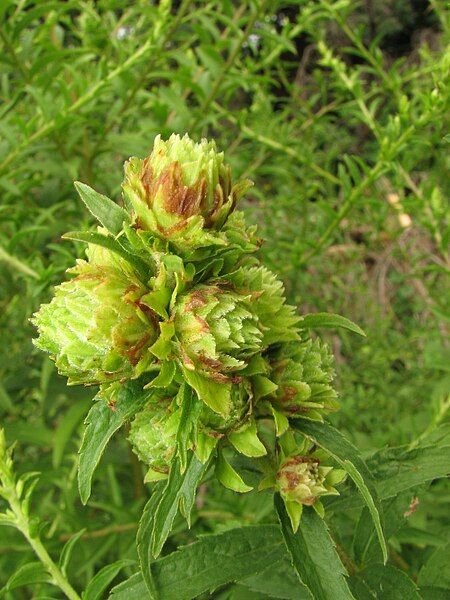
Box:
(0, 0, 449, 597)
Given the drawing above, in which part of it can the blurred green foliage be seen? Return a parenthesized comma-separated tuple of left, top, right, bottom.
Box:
(0, 0, 449, 597)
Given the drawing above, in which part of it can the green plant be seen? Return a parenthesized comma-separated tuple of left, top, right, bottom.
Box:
(1, 1, 449, 598)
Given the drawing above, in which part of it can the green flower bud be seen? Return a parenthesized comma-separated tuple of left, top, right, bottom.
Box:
(276, 454, 343, 506)
(128, 398, 179, 480)
(32, 246, 159, 385)
(270, 338, 339, 420)
(173, 283, 264, 382)
(122, 134, 251, 245)
(228, 265, 300, 346)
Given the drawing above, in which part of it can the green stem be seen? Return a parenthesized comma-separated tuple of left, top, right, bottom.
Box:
(9, 496, 81, 600)
(0, 245, 39, 279)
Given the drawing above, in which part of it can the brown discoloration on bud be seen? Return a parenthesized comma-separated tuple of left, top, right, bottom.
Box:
(208, 371, 232, 384)
(73, 272, 103, 283)
(134, 299, 160, 332)
(281, 386, 297, 402)
(302, 496, 316, 506)
(284, 471, 301, 489)
(272, 359, 288, 375)
(140, 159, 211, 220)
(184, 290, 207, 312)
(152, 465, 170, 475)
(207, 429, 225, 439)
(198, 354, 223, 369)
(140, 158, 154, 197)
(181, 348, 195, 370)
(288, 405, 310, 414)
(194, 316, 210, 333)
(205, 184, 223, 227)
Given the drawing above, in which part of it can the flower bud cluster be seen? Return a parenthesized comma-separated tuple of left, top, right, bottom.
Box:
(33, 134, 346, 528)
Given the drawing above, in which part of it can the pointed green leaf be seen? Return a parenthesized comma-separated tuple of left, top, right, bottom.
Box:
(75, 181, 130, 235)
(181, 368, 231, 418)
(83, 559, 134, 600)
(144, 361, 176, 389)
(149, 321, 175, 360)
(78, 382, 150, 504)
(194, 431, 218, 463)
(275, 496, 355, 600)
(284, 500, 303, 533)
(228, 421, 267, 457)
(151, 453, 211, 557)
(176, 384, 202, 471)
(216, 450, 253, 492)
(300, 313, 366, 337)
(251, 375, 278, 400)
(137, 491, 163, 597)
(268, 404, 289, 437)
(59, 528, 86, 576)
(5, 562, 52, 592)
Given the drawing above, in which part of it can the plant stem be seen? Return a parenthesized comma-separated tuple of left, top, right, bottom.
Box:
(8, 493, 81, 600)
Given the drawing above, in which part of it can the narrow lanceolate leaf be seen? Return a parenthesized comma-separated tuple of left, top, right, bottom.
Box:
(74, 181, 130, 235)
(78, 381, 150, 504)
(151, 454, 211, 557)
(83, 560, 134, 600)
(292, 419, 387, 563)
(300, 313, 366, 337)
(5, 562, 52, 592)
(176, 384, 202, 472)
(275, 496, 355, 600)
(137, 490, 163, 597)
(59, 528, 86, 576)
(113, 526, 287, 600)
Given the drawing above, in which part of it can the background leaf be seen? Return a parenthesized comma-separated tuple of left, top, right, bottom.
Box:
(300, 313, 366, 337)
(82, 559, 134, 600)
